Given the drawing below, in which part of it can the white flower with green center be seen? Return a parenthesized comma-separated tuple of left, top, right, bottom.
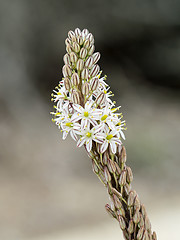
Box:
(52, 86, 68, 103)
(61, 120, 81, 141)
(98, 107, 119, 130)
(100, 127, 122, 154)
(76, 123, 104, 152)
(71, 101, 101, 128)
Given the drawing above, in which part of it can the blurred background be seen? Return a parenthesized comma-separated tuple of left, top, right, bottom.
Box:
(0, 0, 180, 239)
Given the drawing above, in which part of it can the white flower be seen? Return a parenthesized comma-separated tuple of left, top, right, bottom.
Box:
(100, 126, 122, 154)
(71, 101, 101, 128)
(52, 86, 68, 103)
(61, 120, 81, 141)
(98, 107, 118, 130)
(76, 123, 104, 152)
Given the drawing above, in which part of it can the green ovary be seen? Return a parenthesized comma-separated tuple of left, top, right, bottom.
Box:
(86, 132, 92, 138)
(66, 122, 73, 127)
(106, 134, 113, 140)
(101, 114, 108, 121)
(84, 111, 89, 117)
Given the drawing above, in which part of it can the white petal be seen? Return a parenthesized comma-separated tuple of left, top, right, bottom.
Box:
(77, 138, 86, 147)
(70, 130, 78, 141)
(101, 141, 108, 153)
(82, 118, 88, 129)
(62, 131, 68, 140)
(110, 141, 116, 154)
(73, 104, 83, 113)
(86, 140, 92, 152)
(120, 130, 126, 140)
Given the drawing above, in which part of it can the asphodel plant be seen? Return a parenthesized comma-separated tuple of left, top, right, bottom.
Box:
(51, 28, 157, 240)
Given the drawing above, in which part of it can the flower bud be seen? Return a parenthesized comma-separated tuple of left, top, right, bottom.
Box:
(124, 183, 131, 195)
(141, 204, 147, 217)
(118, 215, 126, 230)
(103, 151, 109, 165)
(79, 47, 87, 59)
(68, 30, 75, 40)
(77, 35, 84, 45)
(96, 92, 105, 105)
(133, 209, 140, 224)
(90, 64, 100, 77)
(105, 204, 116, 219)
(139, 213, 144, 227)
(81, 68, 89, 80)
(120, 146, 127, 165)
(143, 230, 149, 240)
(134, 195, 141, 211)
(64, 77, 71, 91)
(87, 33, 94, 44)
(84, 39, 91, 49)
(71, 35, 77, 42)
(71, 72, 80, 86)
(93, 52, 101, 64)
(63, 53, 71, 65)
(82, 29, 89, 39)
(126, 166, 133, 183)
(71, 90, 80, 104)
(70, 52, 78, 63)
(119, 170, 127, 186)
(72, 42, 80, 53)
(113, 194, 122, 209)
(107, 158, 116, 173)
(66, 44, 72, 54)
(128, 190, 136, 206)
(65, 38, 71, 46)
(62, 65, 72, 77)
(152, 232, 157, 240)
(88, 45, 95, 55)
(128, 219, 134, 234)
(76, 59, 84, 71)
(92, 159, 99, 174)
(85, 56, 94, 69)
(90, 77, 99, 91)
(114, 162, 121, 175)
(82, 82, 90, 96)
(75, 28, 81, 37)
(137, 227, 144, 240)
(144, 216, 151, 231)
(104, 166, 111, 182)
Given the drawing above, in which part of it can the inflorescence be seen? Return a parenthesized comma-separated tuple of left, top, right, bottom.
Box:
(51, 28, 126, 154)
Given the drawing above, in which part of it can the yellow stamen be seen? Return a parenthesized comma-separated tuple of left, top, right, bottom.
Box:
(84, 111, 89, 117)
(86, 132, 92, 138)
(106, 134, 113, 140)
(101, 114, 108, 121)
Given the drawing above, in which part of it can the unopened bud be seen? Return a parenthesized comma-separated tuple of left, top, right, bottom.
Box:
(65, 38, 71, 46)
(114, 162, 121, 175)
(71, 72, 80, 86)
(152, 231, 157, 240)
(145, 216, 151, 231)
(126, 166, 133, 183)
(82, 29, 89, 38)
(137, 227, 144, 240)
(81, 68, 89, 80)
(84, 39, 91, 49)
(93, 52, 101, 64)
(139, 213, 144, 227)
(96, 92, 105, 105)
(62, 65, 72, 77)
(85, 56, 94, 69)
(72, 42, 80, 53)
(63, 53, 71, 65)
(68, 30, 75, 40)
(103, 151, 109, 165)
(128, 190, 136, 206)
(82, 82, 90, 96)
(88, 45, 95, 55)
(119, 170, 127, 186)
(66, 44, 72, 54)
(104, 166, 111, 182)
(90, 64, 100, 77)
(120, 146, 127, 165)
(70, 52, 78, 63)
(92, 160, 99, 174)
(77, 35, 84, 45)
(76, 59, 84, 71)
(75, 28, 81, 37)
(133, 209, 140, 224)
(64, 77, 71, 91)
(113, 194, 122, 209)
(71, 90, 80, 104)
(118, 215, 126, 230)
(134, 195, 141, 211)
(128, 219, 134, 234)
(105, 204, 116, 219)
(141, 204, 147, 217)
(107, 158, 116, 173)
(87, 33, 94, 44)
(91, 77, 99, 91)
(143, 230, 149, 240)
(79, 48, 87, 59)
(124, 183, 131, 195)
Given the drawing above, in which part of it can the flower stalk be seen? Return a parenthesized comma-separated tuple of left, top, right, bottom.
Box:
(51, 28, 157, 240)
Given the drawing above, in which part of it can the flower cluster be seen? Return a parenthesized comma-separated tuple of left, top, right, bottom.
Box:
(51, 28, 126, 154)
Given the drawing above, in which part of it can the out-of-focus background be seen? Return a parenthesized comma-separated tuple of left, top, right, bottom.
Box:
(0, 1, 180, 240)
